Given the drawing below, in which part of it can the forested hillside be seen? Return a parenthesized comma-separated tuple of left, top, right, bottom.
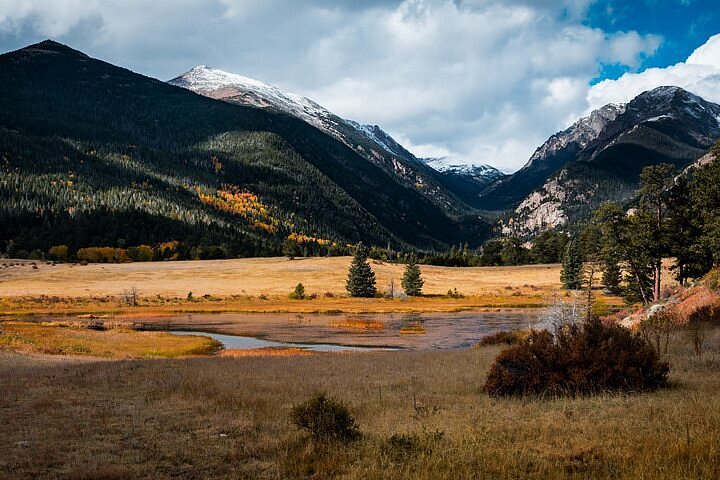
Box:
(0, 41, 488, 259)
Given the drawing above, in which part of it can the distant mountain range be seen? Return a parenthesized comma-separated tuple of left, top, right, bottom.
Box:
(1, 40, 718, 257)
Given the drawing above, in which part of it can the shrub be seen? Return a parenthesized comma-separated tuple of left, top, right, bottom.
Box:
(289, 283, 306, 300)
(640, 306, 682, 354)
(477, 330, 524, 347)
(446, 288, 462, 299)
(484, 318, 669, 397)
(705, 268, 720, 291)
(290, 393, 360, 443)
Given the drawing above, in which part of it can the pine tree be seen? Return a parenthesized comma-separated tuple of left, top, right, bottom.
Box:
(346, 243, 376, 298)
(601, 255, 623, 295)
(561, 238, 584, 290)
(401, 256, 424, 296)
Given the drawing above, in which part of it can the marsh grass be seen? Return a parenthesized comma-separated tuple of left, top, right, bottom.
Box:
(0, 332, 718, 479)
(0, 321, 221, 358)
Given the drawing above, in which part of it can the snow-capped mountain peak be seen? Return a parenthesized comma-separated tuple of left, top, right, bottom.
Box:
(422, 157, 506, 184)
(170, 66, 331, 130)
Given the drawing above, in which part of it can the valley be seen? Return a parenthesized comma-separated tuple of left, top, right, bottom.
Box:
(1, 27, 720, 480)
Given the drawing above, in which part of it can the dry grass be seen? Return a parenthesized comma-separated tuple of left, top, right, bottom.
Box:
(2, 331, 716, 479)
(0, 321, 221, 359)
(329, 319, 385, 330)
(0, 257, 563, 297)
(0, 257, 628, 316)
(218, 348, 315, 357)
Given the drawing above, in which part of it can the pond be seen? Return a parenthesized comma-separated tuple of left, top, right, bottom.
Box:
(171, 330, 400, 352)
(163, 311, 538, 351)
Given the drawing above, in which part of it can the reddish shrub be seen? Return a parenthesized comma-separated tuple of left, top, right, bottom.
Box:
(484, 318, 669, 397)
(477, 330, 523, 347)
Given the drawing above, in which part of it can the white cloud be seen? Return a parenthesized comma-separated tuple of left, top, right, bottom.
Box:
(0, 0, 708, 173)
(587, 33, 720, 111)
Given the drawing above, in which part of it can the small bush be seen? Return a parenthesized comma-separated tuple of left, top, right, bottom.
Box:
(484, 318, 669, 397)
(446, 288, 462, 299)
(289, 283, 306, 300)
(290, 393, 360, 443)
(477, 330, 524, 347)
(640, 306, 682, 354)
(705, 268, 720, 291)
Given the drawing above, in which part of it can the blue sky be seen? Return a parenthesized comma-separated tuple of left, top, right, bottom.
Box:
(0, 0, 718, 171)
(586, 0, 718, 82)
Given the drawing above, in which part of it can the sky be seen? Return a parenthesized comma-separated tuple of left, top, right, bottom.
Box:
(0, 0, 719, 172)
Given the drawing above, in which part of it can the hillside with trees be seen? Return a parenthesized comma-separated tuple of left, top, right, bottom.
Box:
(0, 41, 489, 259)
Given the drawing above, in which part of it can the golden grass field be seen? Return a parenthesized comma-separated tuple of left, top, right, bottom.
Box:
(0, 257, 562, 297)
(0, 321, 221, 359)
(1, 332, 718, 479)
(0, 257, 629, 316)
(0, 258, 717, 478)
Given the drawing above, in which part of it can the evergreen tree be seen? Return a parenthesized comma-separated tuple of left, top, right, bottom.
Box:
(638, 163, 676, 301)
(594, 203, 653, 304)
(601, 252, 623, 295)
(401, 256, 424, 296)
(346, 242, 376, 298)
(560, 237, 584, 290)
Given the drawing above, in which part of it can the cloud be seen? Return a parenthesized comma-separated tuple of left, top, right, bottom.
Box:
(0, 0, 700, 172)
(587, 33, 720, 111)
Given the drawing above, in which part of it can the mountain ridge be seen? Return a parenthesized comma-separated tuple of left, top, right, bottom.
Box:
(499, 86, 720, 237)
(0, 40, 489, 257)
(483, 85, 720, 214)
(169, 65, 479, 216)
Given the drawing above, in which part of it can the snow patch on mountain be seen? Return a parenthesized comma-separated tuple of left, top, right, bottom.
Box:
(169, 66, 473, 215)
(170, 66, 335, 131)
(423, 157, 505, 181)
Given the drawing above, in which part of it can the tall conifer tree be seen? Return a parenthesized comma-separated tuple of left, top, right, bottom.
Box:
(346, 243, 376, 297)
(561, 238, 584, 290)
(401, 256, 424, 296)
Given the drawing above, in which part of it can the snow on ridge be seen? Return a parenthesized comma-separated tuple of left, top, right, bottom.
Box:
(172, 66, 414, 159)
(171, 66, 332, 129)
(423, 157, 504, 177)
(344, 120, 403, 157)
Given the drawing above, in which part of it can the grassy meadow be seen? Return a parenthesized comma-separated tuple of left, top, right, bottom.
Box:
(0, 257, 630, 317)
(1, 331, 718, 479)
(1, 257, 716, 478)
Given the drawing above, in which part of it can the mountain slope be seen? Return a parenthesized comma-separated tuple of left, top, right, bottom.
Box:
(481, 86, 720, 213)
(169, 66, 472, 215)
(0, 40, 488, 256)
(495, 87, 720, 237)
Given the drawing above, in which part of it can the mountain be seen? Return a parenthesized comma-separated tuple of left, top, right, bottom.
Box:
(169, 66, 469, 216)
(482, 86, 720, 213)
(494, 86, 720, 236)
(0, 40, 489, 257)
(421, 157, 507, 207)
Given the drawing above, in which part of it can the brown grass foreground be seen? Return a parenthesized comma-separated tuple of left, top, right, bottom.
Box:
(1, 334, 718, 479)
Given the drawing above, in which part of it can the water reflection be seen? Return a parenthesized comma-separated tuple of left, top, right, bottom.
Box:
(164, 311, 538, 351)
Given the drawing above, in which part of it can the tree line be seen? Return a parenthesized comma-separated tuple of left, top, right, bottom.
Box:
(561, 141, 720, 304)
